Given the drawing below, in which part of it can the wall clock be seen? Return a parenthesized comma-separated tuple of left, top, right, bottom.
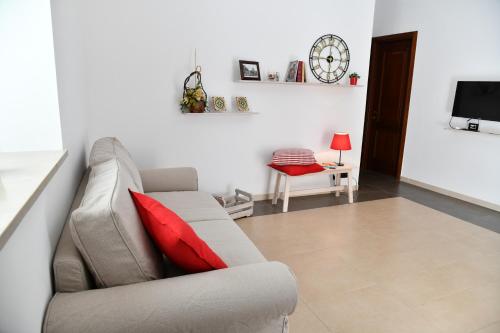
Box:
(309, 34, 350, 83)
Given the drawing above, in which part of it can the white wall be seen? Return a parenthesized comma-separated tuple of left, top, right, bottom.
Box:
(83, 0, 376, 195)
(373, 0, 500, 207)
(0, 0, 62, 152)
(0, 0, 89, 331)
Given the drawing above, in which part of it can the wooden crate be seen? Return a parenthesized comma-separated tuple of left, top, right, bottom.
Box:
(214, 189, 254, 219)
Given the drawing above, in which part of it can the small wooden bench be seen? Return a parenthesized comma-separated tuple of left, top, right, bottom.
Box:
(270, 164, 354, 213)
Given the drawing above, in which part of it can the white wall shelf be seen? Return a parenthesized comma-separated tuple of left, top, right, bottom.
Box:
(444, 127, 500, 136)
(236, 80, 364, 88)
(182, 111, 259, 115)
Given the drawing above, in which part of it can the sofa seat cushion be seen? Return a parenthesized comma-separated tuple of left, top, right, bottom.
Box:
(70, 159, 164, 288)
(147, 191, 230, 223)
(89, 137, 143, 191)
(190, 220, 266, 266)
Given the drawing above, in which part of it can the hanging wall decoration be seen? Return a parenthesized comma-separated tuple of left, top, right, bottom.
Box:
(180, 66, 208, 113)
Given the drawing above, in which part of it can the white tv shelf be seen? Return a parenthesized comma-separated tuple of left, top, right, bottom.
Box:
(237, 80, 364, 88)
(444, 127, 500, 136)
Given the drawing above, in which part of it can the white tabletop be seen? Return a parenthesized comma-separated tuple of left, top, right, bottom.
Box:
(0, 150, 67, 249)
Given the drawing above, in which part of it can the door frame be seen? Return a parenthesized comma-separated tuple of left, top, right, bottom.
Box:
(360, 31, 418, 178)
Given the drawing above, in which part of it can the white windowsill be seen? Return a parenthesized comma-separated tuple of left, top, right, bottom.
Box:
(0, 150, 67, 250)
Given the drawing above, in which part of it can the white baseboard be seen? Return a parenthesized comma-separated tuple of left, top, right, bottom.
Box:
(253, 185, 359, 202)
(253, 193, 276, 201)
(400, 177, 500, 213)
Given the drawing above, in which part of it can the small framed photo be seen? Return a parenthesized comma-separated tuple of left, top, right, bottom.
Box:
(211, 96, 226, 112)
(286, 61, 299, 82)
(239, 60, 261, 81)
(235, 96, 249, 112)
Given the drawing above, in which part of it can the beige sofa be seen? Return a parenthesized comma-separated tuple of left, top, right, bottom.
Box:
(43, 138, 298, 333)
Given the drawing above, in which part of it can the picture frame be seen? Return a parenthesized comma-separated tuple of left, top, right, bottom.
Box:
(285, 60, 299, 82)
(211, 96, 227, 112)
(235, 96, 249, 112)
(239, 60, 261, 81)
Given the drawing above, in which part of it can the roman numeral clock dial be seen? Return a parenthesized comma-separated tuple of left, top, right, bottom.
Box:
(309, 34, 350, 84)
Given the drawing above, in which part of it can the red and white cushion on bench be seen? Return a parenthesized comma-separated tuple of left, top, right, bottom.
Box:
(271, 148, 317, 166)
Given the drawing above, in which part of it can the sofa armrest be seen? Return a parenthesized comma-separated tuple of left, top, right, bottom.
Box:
(140, 167, 198, 192)
(44, 262, 298, 333)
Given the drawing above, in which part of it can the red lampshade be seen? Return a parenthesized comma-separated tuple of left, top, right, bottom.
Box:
(330, 132, 352, 150)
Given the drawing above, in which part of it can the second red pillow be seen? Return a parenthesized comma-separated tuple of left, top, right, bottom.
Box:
(268, 163, 325, 176)
(129, 190, 227, 273)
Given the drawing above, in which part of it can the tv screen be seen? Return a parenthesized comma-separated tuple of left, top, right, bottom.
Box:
(452, 81, 500, 122)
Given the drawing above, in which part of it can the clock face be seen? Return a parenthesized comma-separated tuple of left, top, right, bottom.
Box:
(309, 34, 350, 83)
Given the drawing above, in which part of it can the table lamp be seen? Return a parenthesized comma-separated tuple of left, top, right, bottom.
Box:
(330, 132, 351, 166)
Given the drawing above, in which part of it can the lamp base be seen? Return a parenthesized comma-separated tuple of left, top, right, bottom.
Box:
(337, 150, 344, 167)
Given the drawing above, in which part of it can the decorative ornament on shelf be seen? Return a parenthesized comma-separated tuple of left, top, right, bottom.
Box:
(235, 97, 249, 112)
(211, 96, 227, 112)
(349, 72, 360, 86)
(267, 72, 280, 82)
(180, 60, 208, 113)
(309, 34, 350, 84)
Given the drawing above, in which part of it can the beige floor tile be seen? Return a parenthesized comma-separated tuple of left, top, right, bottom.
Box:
(236, 197, 500, 333)
(399, 239, 482, 271)
(457, 232, 500, 255)
(288, 301, 332, 333)
(417, 282, 500, 333)
(379, 260, 500, 307)
(276, 249, 375, 303)
(472, 321, 500, 333)
(249, 234, 335, 260)
(307, 286, 444, 333)
(349, 250, 431, 283)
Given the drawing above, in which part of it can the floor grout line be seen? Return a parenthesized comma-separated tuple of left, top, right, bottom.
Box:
(469, 320, 500, 333)
(298, 298, 335, 333)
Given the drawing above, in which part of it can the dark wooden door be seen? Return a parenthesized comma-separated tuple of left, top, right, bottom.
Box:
(361, 32, 417, 177)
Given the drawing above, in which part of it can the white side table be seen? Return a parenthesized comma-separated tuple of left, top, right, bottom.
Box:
(271, 164, 354, 213)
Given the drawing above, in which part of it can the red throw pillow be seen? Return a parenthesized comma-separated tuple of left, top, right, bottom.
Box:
(268, 163, 325, 176)
(129, 190, 227, 273)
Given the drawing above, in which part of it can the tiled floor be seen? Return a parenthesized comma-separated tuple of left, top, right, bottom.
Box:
(237, 197, 500, 333)
(254, 169, 500, 234)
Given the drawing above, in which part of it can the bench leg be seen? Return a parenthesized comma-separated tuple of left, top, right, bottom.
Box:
(272, 172, 281, 205)
(282, 175, 291, 213)
(335, 173, 341, 197)
(347, 171, 353, 203)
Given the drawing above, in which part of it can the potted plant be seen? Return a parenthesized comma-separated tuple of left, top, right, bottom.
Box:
(180, 85, 206, 113)
(180, 68, 207, 113)
(349, 72, 360, 86)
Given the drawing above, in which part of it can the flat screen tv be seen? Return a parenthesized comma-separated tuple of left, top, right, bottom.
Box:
(452, 81, 500, 122)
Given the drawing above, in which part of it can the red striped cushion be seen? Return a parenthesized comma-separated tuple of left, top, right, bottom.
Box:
(272, 148, 316, 165)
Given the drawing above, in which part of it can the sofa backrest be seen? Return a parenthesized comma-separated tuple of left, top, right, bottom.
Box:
(53, 169, 94, 293)
(69, 159, 164, 288)
(89, 137, 143, 192)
